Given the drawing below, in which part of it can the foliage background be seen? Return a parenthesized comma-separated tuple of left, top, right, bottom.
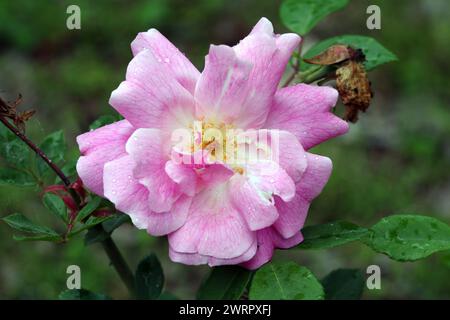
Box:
(0, 0, 449, 299)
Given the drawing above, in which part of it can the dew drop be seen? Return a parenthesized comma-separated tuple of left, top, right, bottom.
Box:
(157, 58, 162, 63)
(164, 57, 170, 63)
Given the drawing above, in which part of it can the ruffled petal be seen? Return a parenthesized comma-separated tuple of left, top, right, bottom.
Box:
(229, 174, 279, 231)
(126, 128, 181, 213)
(241, 228, 303, 270)
(109, 49, 196, 132)
(245, 160, 296, 202)
(103, 155, 151, 229)
(168, 184, 256, 259)
(76, 120, 134, 196)
(146, 195, 192, 236)
(131, 28, 200, 94)
(169, 240, 257, 267)
(194, 45, 252, 124)
(103, 155, 191, 235)
(274, 153, 332, 238)
(265, 84, 349, 150)
(232, 18, 301, 129)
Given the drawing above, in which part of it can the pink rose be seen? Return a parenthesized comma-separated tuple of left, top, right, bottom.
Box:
(76, 18, 348, 269)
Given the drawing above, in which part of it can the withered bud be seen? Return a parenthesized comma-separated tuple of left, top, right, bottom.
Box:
(304, 44, 372, 123)
(0, 94, 35, 133)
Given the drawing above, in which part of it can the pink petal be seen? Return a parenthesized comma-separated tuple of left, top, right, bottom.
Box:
(208, 240, 257, 266)
(169, 240, 257, 267)
(126, 128, 181, 213)
(103, 155, 151, 229)
(195, 162, 235, 190)
(168, 248, 207, 265)
(194, 45, 252, 124)
(109, 49, 195, 131)
(275, 130, 307, 183)
(103, 155, 191, 235)
(76, 120, 134, 196)
(265, 84, 349, 150)
(245, 160, 296, 202)
(131, 29, 200, 94)
(241, 228, 303, 270)
(146, 195, 192, 236)
(232, 18, 301, 129)
(169, 149, 234, 192)
(273, 195, 310, 239)
(250, 17, 274, 35)
(229, 174, 279, 231)
(241, 129, 307, 183)
(273, 153, 332, 238)
(168, 184, 256, 259)
(165, 160, 197, 197)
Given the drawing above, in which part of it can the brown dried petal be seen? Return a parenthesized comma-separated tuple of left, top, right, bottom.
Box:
(336, 60, 372, 123)
(304, 45, 352, 66)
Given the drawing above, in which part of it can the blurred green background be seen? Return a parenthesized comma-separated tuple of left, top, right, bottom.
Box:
(0, 0, 449, 299)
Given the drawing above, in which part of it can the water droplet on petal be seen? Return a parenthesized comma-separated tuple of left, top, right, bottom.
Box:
(164, 57, 170, 63)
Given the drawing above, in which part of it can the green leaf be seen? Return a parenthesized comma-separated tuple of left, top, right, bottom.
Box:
(2, 213, 58, 236)
(13, 234, 61, 242)
(76, 196, 103, 222)
(0, 139, 31, 167)
(84, 227, 110, 245)
(298, 221, 369, 249)
(89, 114, 122, 130)
(103, 213, 130, 233)
(37, 130, 65, 176)
(321, 269, 365, 300)
(79, 216, 114, 245)
(303, 35, 398, 71)
(84, 215, 113, 228)
(135, 254, 164, 300)
(59, 289, 111, 300)
(43, 193, 68, 222)
(197, 266, 252, 300)
(280, 0, 349, 35)
(56, 158, 77, 182)
(363, 215, 450, 261)
(249, 261, 324, 300)
(0, 168, 36, 187)
(76, 214, 127, 246)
